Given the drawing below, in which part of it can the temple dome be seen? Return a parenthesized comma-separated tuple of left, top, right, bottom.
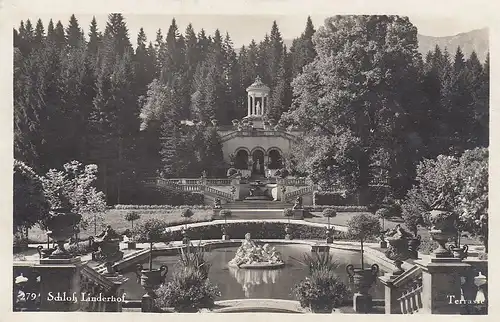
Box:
(246, 76, 270, 93)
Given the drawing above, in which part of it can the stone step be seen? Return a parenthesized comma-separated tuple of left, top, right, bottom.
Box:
(223, 201, 293, 209)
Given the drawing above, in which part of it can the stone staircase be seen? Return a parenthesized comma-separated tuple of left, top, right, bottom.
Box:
(223, 200, 293, 209)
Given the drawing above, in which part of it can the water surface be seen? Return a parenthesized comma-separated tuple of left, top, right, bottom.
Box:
(121, 244, 385, 301)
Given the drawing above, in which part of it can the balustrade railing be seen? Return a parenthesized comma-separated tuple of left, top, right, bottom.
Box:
(461, 260, 488, 314)
(276, 178, 308, 186)
(79, 265, 116, 312)
(397, 277, 423, 314)
(206, 178, 232, 185)
(284, 185, 314, 201)
(203, 185, 233, 201)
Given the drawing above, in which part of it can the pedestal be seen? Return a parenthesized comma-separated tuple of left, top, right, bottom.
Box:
(222, 234, 230, 241)
(104, 275, 128, 312)
(141, 293, 155, 312)
(353, 293, 372, 313)
(378, 273, 401, 314)
(36, 257, 84, 312)
(415, 257, 471, 314)
(292, 209, 304, 219)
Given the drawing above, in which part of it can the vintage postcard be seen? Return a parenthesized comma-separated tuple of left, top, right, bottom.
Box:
(7, 0, 492, 317)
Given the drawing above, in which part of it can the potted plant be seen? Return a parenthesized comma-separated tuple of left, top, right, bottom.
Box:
(283, 208, 294, 240)
(375, 207, 390, 248)
(136, 221, 171, 310)
(293, 253, 348, 313)
(322, 208, 337, 244)
(345, 213, 381, 313)
(125, 211, 141, 249)
(181, 208, 194, 229)
(219, 209, 232, 240)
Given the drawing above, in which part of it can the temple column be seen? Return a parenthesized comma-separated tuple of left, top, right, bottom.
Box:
(247, 94, 251, 116)
(252, 94, 256, 115)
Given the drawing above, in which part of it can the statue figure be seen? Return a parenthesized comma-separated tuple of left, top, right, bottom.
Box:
(92, 225, 123, 266)
(201, 170, 207, 178)
(214, 198, 222, 209)
(256, 101, 261, 115)
(228, 233, 283, 268)
(255, 159, 261, 172)
(292, 196, 303, 210)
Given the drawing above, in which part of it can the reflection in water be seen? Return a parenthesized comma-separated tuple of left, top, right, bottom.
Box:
(228, 266, 281, 298)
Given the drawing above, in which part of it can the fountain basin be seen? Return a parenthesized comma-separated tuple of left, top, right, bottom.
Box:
(228, 262, 285, 269)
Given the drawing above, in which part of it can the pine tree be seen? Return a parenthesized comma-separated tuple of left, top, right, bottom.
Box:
(34, 19, 45, 49)
(66, 14, 83, 49)
(290, 16, 316, 77)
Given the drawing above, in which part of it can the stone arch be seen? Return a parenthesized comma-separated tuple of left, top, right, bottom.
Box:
(250, 147, 266, 175)
(234, 147, 250, 170)
(267, 147, 284, 170)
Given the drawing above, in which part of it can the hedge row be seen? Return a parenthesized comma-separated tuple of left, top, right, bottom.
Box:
(313, 191, 356, 206)
(120, 186, 204, 206)
(133, 221, 371, 243)
(115, 204, 212, 210)
(304, 205, 368, 212)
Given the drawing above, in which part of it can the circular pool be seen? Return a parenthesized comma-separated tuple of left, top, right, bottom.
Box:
(119, 244, 386, 301)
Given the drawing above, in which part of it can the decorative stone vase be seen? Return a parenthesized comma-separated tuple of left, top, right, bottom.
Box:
(449, 244, 468, 259)
(136, 264, 168, 297)
(428, 209, 457, 258)
(385, 236, 410, 275)
(429, 229, 455, 258)
(94, 239, 124, 275)
(346, 264, 379, 295)
(44, 208, 82, 259)
(408, 235, 421, 259)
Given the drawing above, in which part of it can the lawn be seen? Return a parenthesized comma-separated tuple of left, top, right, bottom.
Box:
(27, 208, 214, 243)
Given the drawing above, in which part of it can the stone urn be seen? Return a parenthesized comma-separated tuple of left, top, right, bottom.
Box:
(93, 239, 124, 275)
(346, 264, 379, 295)
(136, 264, 168, 297)
(384, 226, 411, 274)
(449, 244, 468, 259)
(44, 208, 82, 259)
(428, 209, 458, 258)
(346, 264, 379, 313)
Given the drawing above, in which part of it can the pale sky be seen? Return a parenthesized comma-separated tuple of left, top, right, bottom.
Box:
(16, 14, 488, 48)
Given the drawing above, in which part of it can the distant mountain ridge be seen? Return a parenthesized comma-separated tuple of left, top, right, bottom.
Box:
(261, 28, 489, 62)
(417, 28, 489, 62)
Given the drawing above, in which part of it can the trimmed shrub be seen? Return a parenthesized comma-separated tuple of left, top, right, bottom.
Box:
(168, 222, 346, 241)
(313, 191, 355, 206)
(181, 208, 194, 220)
(132, 218, 173, 243)
(418, 236, 439, 255)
